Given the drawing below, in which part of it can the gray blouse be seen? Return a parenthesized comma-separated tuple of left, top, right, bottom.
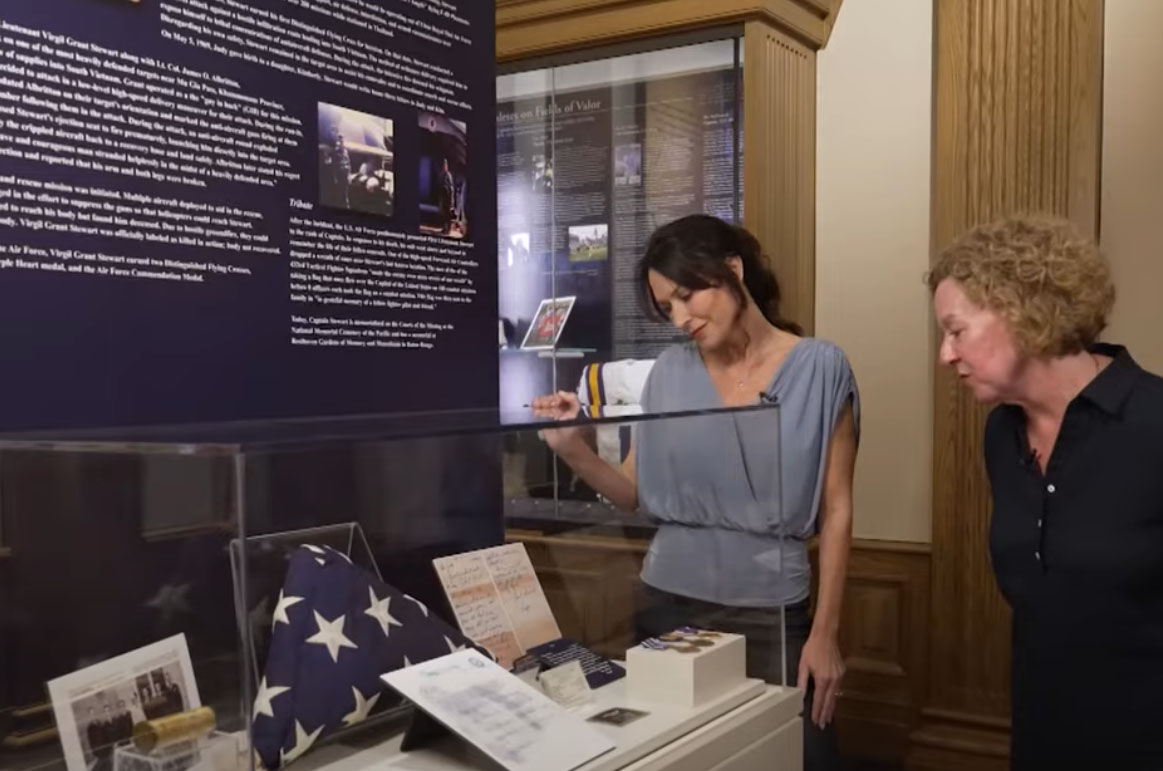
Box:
(634, 338, 860, 607)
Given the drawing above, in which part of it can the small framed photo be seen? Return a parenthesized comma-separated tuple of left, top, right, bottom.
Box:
(587, 707, 649, 727)
(520, 296, 577, 351)
(47, 634, 202, 771)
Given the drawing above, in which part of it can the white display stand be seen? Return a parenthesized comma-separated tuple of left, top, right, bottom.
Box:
(626, 633, 747, 708)
(292, 677, 803, 771)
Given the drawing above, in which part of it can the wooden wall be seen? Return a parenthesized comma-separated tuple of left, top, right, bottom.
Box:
(509, 530, 649, 659)
(496, 0, 842, 63)
(743, 21, 818, 333)
(829, 542, 930, 766)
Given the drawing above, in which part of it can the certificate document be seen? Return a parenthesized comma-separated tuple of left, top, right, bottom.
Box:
(382, 649, 614, 771)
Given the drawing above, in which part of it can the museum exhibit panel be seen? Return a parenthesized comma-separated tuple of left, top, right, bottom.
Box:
(0, 0, 500, 432)
(0, 403, 802, 771)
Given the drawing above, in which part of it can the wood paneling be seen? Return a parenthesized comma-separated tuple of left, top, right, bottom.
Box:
(496, 0, 841, 62)
(743, 22, 817, 334)
(916, 1, 1104, 768)
(814, 541, 931, 766)
(509, 531, 649, 658)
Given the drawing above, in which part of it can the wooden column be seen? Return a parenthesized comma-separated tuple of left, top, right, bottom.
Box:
(743, 20, 817, 334)
(909, 1, 1103, 769)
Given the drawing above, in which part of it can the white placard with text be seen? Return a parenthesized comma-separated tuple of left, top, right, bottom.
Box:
(381, 649, 614, 771)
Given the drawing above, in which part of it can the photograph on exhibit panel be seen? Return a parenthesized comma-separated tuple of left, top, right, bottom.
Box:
(613, 143, 642, 186)
(418, 112, 469, 239)
(317, 102, 395, 218)
(568, 224, 608, 262)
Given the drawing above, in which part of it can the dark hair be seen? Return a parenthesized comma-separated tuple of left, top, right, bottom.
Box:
(637, 214, 802, 334)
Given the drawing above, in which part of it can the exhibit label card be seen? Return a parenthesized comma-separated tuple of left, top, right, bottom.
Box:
(537, 659, 594, 710)
(381, 649, 614, 771)
(433, 543, 561, 668)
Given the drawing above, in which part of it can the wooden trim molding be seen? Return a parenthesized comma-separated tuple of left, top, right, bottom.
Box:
(743, 21, 816, 334)
(915, 1, 1104, 769)
(496, 0, 842, 62)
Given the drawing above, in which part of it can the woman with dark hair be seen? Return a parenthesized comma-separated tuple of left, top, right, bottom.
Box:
(534, 214, 859, 770)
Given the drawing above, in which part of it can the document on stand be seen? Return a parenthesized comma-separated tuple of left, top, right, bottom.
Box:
(433, 543, 561, 669)
(382, 649, 615, 771)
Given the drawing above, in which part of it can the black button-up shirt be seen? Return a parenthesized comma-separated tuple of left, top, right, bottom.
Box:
(985, 344, 1163, 769)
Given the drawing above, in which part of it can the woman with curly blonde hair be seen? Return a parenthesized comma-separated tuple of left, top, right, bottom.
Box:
(929, 214, 1163, 770)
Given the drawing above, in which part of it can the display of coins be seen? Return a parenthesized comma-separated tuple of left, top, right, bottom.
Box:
(667, 644, 700, 654)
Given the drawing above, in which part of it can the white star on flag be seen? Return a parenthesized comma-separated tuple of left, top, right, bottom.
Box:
(404, 594, 429, 617)
(341, 686, 381, 727)
(306, 612, 358, 663)
(364, 588, 403, 637)
(445, 636, 466, 654)
(272, 590, 304, 629)
(326, 546, 353, 564)
(281, 720, 323, 765)
(253, 677, 291, 719)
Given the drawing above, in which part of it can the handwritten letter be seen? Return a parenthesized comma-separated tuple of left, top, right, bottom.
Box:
(433, 552, 523, 668)
(484, 545, 562, 650)
(433, 544, 560, 668)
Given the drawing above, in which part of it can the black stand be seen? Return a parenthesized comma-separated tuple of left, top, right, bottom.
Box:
(399, 706, 453, 752)
(399, 707, 506, 770)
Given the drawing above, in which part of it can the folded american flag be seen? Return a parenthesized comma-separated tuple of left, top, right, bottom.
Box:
(251, 544, 491, 769)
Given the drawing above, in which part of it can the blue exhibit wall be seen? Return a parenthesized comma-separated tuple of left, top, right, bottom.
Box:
(0, 1, 497, 431)
(0, 0, 508, 727)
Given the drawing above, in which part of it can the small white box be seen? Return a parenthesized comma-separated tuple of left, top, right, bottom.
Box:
(626, 631, 747, 708)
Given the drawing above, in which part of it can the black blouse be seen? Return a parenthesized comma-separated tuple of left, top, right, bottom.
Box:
(985, 343, 1163, 769)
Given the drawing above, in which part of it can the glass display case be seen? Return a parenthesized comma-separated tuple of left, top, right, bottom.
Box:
(0, 402, 791, 771)
(496, 36, 744, 409)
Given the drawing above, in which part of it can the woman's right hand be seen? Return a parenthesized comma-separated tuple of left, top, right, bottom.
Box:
(531, 391, 589, 458)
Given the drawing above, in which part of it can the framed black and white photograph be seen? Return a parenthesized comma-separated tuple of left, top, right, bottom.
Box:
(47, 634, 201, 771)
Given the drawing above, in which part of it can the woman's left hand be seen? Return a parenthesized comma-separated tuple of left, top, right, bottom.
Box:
(797, 633, 845, 728)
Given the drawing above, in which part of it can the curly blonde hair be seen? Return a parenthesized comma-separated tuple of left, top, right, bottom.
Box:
(926, 215, 1115, 357)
